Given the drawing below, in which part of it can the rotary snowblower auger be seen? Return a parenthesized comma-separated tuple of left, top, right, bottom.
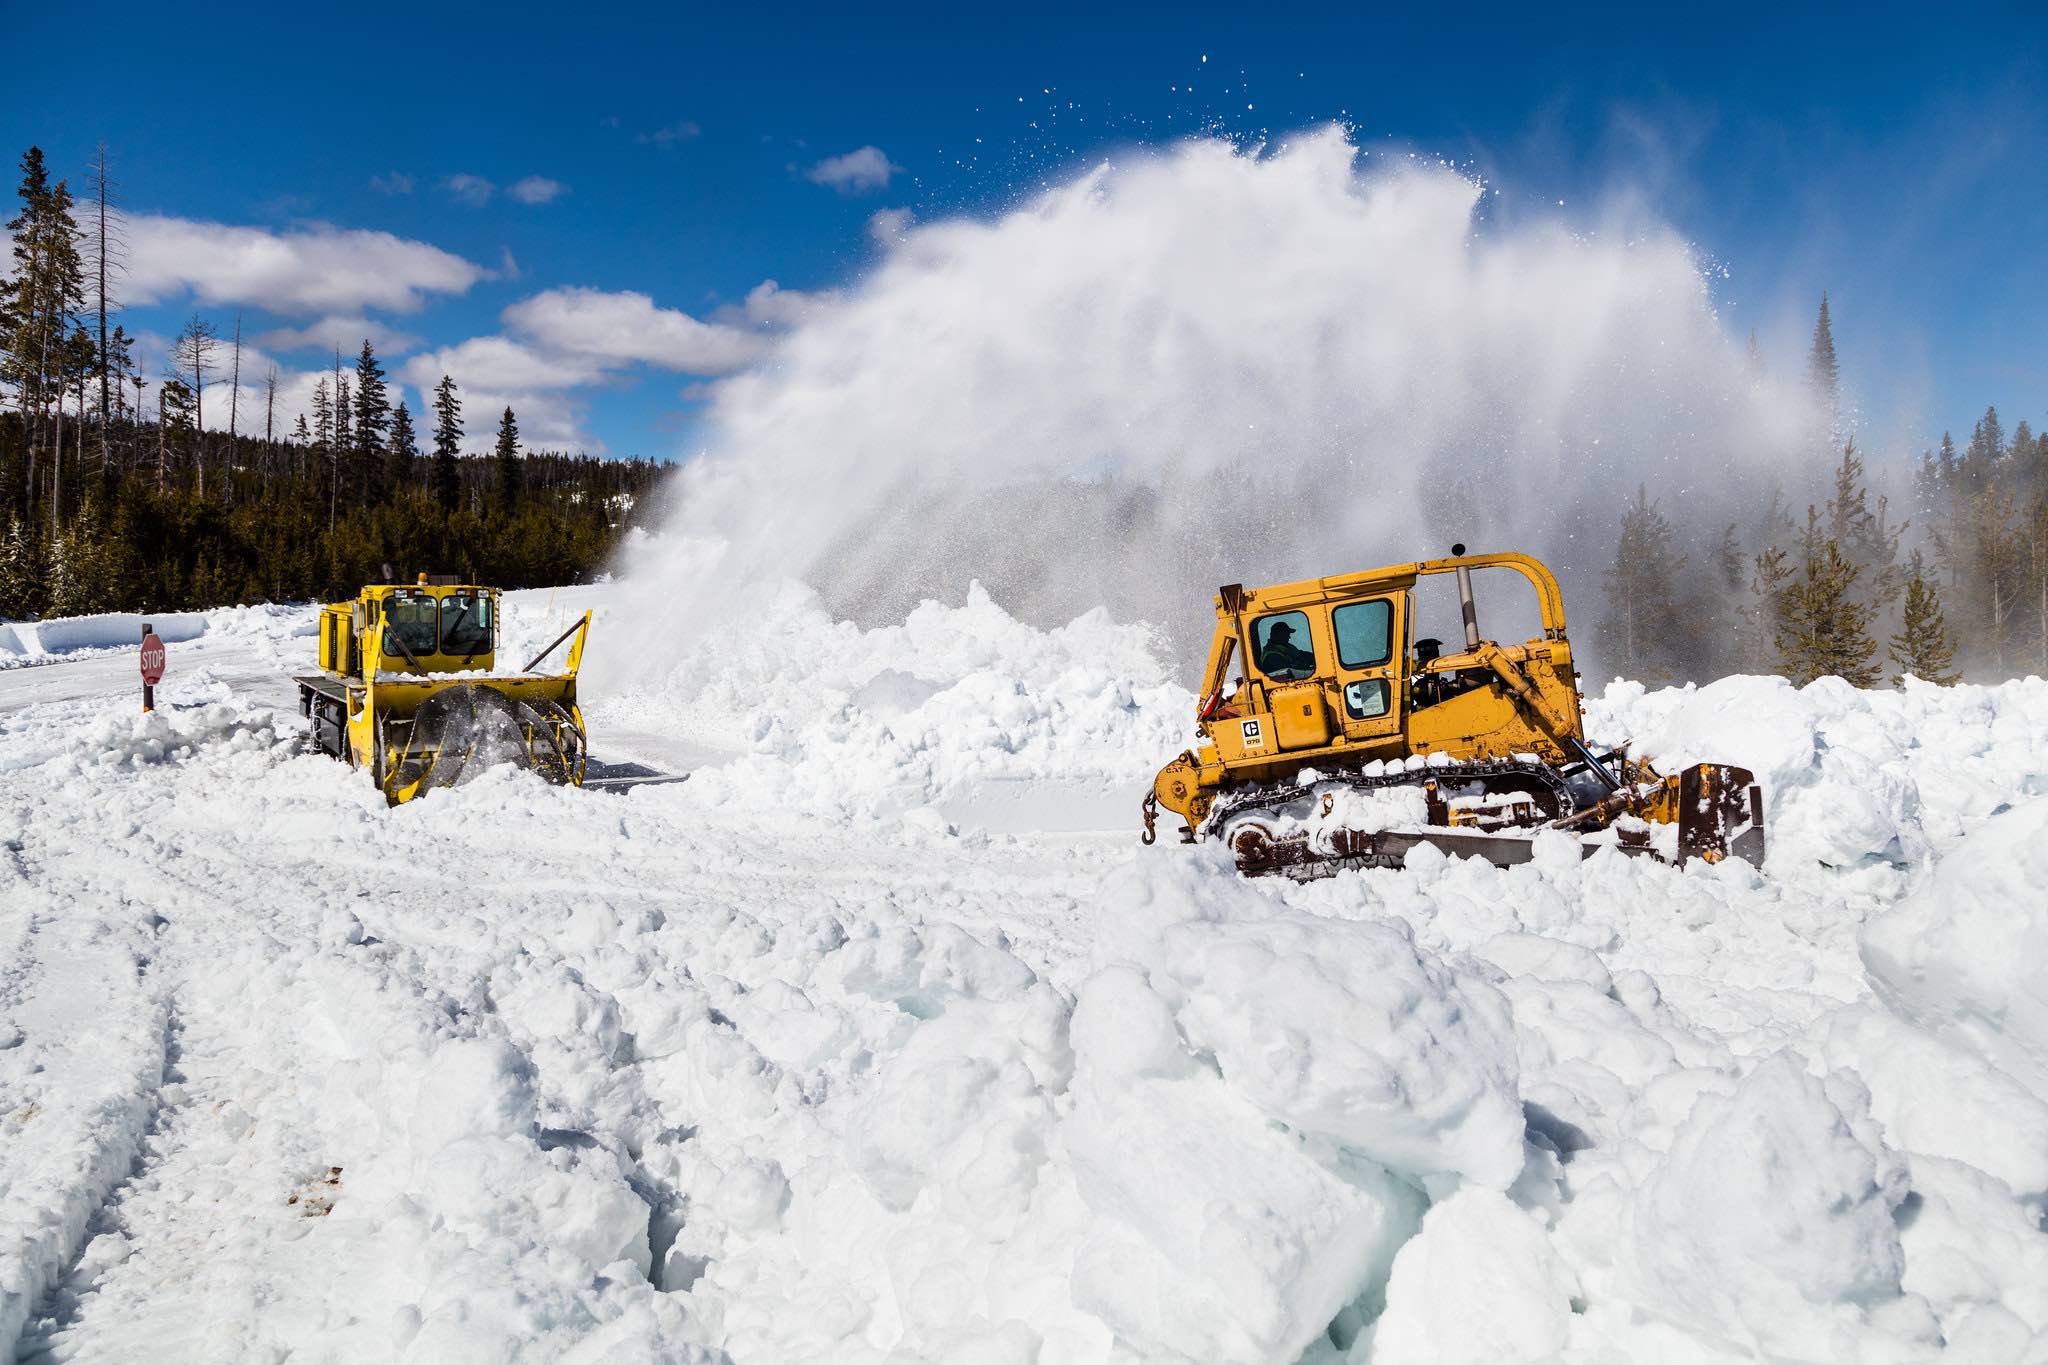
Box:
(1140, 548, 1765, 879)
(296, 577, 591, 804)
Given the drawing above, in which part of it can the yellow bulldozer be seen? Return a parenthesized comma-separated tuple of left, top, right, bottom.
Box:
(296, 576, 592, 804)
(1142, 547, 1764, 877)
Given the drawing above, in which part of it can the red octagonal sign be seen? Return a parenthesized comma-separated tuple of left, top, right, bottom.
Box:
(139, 632, 166, 685)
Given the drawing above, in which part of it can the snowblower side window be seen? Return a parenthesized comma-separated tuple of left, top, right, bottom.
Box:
(383, 594, 439, 661)
(1332, 599, 1394, 669)
(440, 593, 493, 656)
(1252, 611, 1316, 680)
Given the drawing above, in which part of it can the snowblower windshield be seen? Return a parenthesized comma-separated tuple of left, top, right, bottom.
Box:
(440, 592, 493, 657)
(382, 593, 439, 663)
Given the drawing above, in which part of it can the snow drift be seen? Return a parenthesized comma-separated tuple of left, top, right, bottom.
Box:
(7, 587, 2048, 1363)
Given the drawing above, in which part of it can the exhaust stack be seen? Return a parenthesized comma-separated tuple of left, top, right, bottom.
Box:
(1451, 543, 1480, 650)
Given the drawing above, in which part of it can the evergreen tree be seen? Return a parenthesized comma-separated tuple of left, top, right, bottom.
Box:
(1776, 508, 1880, 687)
(5, 148, 86, 519)
(1966, 486, 2027, 672)
(1745, 545, 1793, 673)
(1715, 524, 1743, 591)
(352, 340, 390, 503)
(1825, 440, 1905, 613)
(385, 400, 418, 500)
(1962, 405, 2005, 490)
(310, 378, 335, 525)
(1599, 485, 1686, 680)
(431, 374, 463, 514)
(1889, 564, 1960, 685)
(494, 405, 521, 514)
(334, 377, 352, 462)
(0, 516, 46, 618)
(1807, 291, 1838, 406)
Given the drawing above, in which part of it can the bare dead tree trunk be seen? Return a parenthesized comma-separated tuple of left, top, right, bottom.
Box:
(263, 365, 278, 478)
(93, 144, 119, 483)
(228, 310, 242, 442)
(49, 360, 63, 539)
(131, 375, 148, 477)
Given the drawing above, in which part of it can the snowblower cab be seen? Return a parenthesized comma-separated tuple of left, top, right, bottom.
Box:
(1142, 548, 1765, 877)
(296, 576, 590, 804)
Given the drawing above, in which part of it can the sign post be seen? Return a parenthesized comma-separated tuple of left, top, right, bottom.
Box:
(139, 623, 166, 712)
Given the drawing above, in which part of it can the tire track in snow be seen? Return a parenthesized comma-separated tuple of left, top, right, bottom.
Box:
(0, 851, 169, 1359)
(8, 790, 434, 1362)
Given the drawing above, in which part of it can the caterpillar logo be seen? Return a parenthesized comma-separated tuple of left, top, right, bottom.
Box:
(1240, 717, 1265, 750)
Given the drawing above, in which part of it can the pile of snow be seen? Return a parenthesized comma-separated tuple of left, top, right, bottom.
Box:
(1862, 799, 2048, 1106)
(1592, 672, 2048, 871)
(7, 584, 2048, 1363)
(596, 578, 1192, 824)
(0, 604, 312, 669)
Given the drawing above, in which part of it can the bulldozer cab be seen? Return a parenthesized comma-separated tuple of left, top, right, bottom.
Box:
(1198, 551, 1583, 772)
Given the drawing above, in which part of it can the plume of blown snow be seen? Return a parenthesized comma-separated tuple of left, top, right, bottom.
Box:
(619, 125, 1816, 682)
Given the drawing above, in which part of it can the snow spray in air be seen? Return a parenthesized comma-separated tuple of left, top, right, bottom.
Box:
(623, 125, 1818, 677)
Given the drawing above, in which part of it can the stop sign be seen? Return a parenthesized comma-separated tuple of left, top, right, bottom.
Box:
(139, 632, 166, 685)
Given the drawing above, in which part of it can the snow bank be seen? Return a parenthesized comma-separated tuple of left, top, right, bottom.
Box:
(1590, 673, 2048, 871)
(1094, 854, 1525, 1191)
(1862, 798, 2048, 1105)
(0, 603, 314, 668)
(12, 578, 2048, 1364)
(1366, 1189, 1580, 1365)
(1624, 1055, 1917, 1358)
(606, 579, 1190, 824)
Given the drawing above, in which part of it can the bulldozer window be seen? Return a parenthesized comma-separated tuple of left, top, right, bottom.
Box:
(1344, 679, 1390, 720)
(1332, 599, 1394, 669)
(440, 593, 493, 656)
(383, 593, 439, 661)
(1252, 611, 1316, 680)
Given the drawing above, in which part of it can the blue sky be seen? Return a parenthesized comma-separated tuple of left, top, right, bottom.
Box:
(6, 3, 2044, 461)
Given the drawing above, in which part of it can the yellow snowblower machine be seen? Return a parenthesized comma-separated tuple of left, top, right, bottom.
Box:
(296, 576, 591, 804)
(1142, 548, 1764, 878)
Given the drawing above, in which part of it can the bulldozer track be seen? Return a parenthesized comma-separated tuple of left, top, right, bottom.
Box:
(1202, 755, 1581, 878)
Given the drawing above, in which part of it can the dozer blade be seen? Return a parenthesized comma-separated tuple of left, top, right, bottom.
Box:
(1673, 763, 1765, 868)
(582, 760, 691, 794)
(378, 683, 588, 804)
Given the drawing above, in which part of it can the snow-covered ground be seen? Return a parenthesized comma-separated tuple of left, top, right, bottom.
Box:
(3, 581, 2046, 1363)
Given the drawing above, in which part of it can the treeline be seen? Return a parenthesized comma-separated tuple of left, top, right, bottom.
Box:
(1, 144, 673, 620)
(1600, 295, 2046, 687)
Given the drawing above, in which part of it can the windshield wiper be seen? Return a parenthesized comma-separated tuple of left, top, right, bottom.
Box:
(443, 605, 479, 664)
(385, 629, 428, 672)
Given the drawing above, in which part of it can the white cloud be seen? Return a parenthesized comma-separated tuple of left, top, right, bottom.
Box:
(399, 335, 607, 394)
(733, 280, 836, 327)
(370, 172, 414, 195)
(867, 206, 914, 246)
(637, 121, 700, 146)
(125, 215, 485, 315)
(443, 388, 592, 451)
(381, 279, 818, 454)
(256, 315, 422, 357)
(507, 176, 567, 205)
(396, 338, 603, 451)
(805, 145, 900, 194)
(502, 287, 768, 374)
(443, 173, 495, 206)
